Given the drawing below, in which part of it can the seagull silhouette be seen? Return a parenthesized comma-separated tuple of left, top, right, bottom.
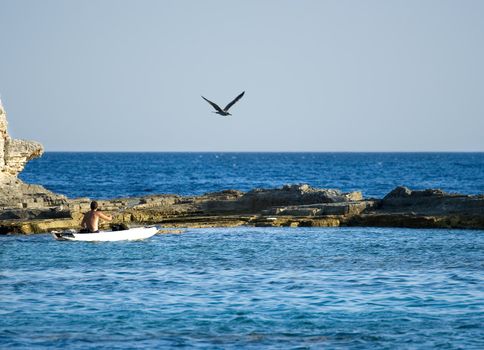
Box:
(202, 91, 245, 116)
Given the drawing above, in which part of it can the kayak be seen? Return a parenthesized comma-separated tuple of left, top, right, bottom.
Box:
(51, 226, 159, 242)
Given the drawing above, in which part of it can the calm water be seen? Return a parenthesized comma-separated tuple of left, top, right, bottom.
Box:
(1, 227, 483, 349)
(20, 152, 484, 199)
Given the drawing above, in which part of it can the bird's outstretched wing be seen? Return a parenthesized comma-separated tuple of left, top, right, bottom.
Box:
(224, 91, 245, 111)
(202, 96, 224, 114)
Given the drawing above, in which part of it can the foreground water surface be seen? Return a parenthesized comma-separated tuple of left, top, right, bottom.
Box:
(1, 227, 483, 349)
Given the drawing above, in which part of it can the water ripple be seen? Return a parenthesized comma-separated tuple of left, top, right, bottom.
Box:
(1, 227, 483, 349)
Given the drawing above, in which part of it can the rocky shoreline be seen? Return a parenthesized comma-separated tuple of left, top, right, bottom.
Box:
(1, 101, 483, 234)
(1, 184, 483, 234)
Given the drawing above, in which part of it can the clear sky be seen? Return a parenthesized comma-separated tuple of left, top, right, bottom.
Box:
(1, 0, 483, 151)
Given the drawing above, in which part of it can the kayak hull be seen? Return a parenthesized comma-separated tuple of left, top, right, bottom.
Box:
(51, 226, 158, 242)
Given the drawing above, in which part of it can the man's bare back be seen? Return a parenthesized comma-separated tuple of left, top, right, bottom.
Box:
(81, 201, 112, 232)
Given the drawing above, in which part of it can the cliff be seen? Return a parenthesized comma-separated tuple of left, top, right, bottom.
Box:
(0, 99, 67, 211)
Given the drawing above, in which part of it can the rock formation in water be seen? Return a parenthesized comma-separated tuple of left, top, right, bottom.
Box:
(0, 100, 42, 178)
(0, 99, 67, 212)
(1, 182, 482, 234)
(347, 186, 484, 229)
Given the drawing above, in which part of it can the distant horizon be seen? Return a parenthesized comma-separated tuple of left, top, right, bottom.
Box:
(41, 150, 484, 153)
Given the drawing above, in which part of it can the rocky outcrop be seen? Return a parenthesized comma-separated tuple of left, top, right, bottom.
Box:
(1, 183, 482, 234)
(380, 186, 484, 215)
(0, 99, 44, 177)
(201, 184, 362, 214)
(0, 99, 67, 213)
(347, 186, 484, 229)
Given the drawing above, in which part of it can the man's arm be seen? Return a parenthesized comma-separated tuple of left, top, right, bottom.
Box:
(97, 211, 113, 221)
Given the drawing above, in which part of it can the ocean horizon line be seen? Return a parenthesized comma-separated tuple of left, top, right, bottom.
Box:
(42, 150, 484, 154)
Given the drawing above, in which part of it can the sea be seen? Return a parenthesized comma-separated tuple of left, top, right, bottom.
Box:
(1, 152, 483, 349)
(18, 152, 484, 199)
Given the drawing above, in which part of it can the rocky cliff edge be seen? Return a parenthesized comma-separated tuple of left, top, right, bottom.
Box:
(0, 99, 67, 211)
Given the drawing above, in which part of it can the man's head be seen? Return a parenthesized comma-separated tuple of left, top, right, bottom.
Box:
(90, 201, 98, 210)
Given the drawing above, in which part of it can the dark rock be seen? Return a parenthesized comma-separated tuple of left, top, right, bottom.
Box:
(201, 184, 362, 214)
(380, 186, 484, 216)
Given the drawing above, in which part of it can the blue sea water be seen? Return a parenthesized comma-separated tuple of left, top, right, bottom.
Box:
(4, 153, 484, 348)
(1, 227, 483, 349)
(19, 152, 484, 199)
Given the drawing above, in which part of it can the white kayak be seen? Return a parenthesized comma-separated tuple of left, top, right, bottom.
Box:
(51, 226, 159, 242)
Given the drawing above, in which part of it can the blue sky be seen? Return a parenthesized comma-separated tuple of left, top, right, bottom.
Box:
(1, 0, 483, 151)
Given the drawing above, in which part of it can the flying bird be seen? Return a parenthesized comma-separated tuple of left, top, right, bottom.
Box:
(202, 91, 245, 116)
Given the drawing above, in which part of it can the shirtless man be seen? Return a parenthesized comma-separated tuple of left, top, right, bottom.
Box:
(80, 201, 112, 233)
